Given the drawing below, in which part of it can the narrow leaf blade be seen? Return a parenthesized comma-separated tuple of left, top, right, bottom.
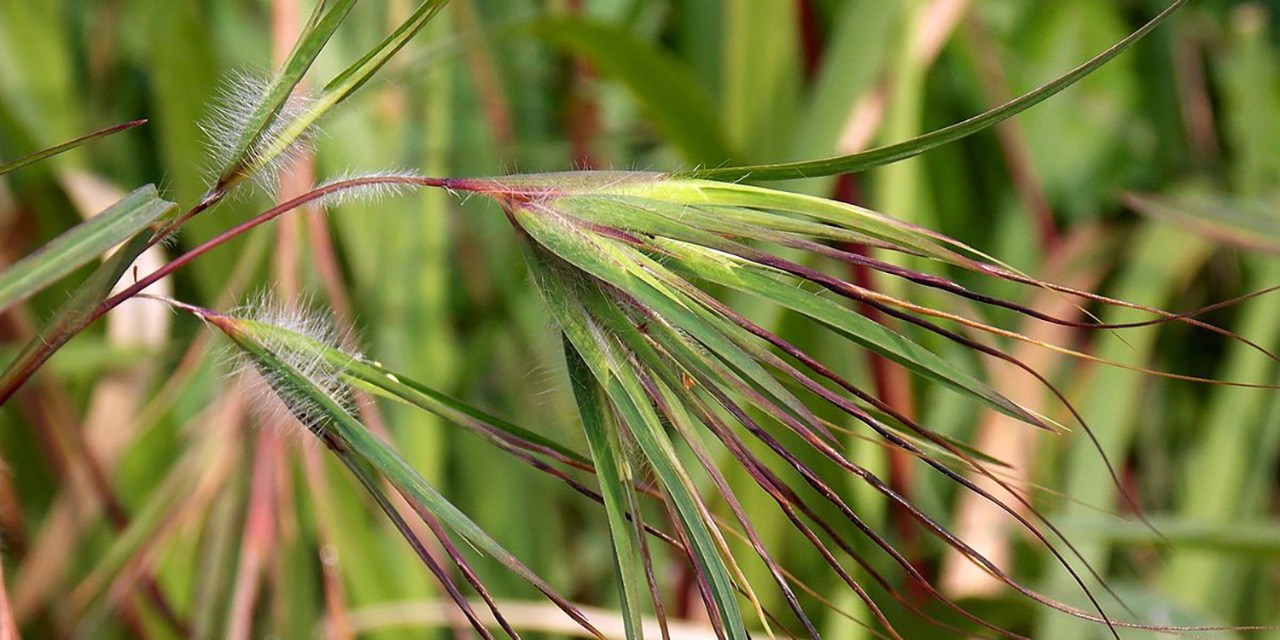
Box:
(0, 119, 145, 175)
(679, 0, 1186, 181)
(0, 184, 175, 313)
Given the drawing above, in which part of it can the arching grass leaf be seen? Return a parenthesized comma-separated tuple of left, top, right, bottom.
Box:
(678, 0, 1186, 182)
(0, 119, 145, 175)
(0, 185, 174, 313)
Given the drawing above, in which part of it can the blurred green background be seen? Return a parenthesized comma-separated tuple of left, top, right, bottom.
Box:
(2, 0, 1280, 638)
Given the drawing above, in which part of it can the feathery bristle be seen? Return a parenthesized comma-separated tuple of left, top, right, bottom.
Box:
(313, 170, 428, 209)
(225, 291, 362, 441)
(200, 71, 321, 193)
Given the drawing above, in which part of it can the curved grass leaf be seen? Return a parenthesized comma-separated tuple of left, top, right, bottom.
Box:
(235, 318, 589, 467)
(621, 179, 1010, 267)
(321, 1, 447, 101)
(679, 0, 1186, 181)
(210, 309, 695, 638)
(0, 119, 145, 175)
(1068, 517, 1280, 556)
(574, 275, 824, 639)
(539, 190, 1047, 430)
(514, 193, 1050, 436)
(1127, 191, 1280, 256)
(331, 439, 503, 640)
(0, 185, 175, 313)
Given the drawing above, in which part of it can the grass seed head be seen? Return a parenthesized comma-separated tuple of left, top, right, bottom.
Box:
(218, 292, 362, 442)
(201, 71, 321, 195)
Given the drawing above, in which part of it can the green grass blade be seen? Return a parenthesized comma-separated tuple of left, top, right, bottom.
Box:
(327, 436, 497, 638)
(321, 1, 446, 99)
(242, 1, 447, 182)
(1038, 222, 1211, 639)
(682, 245, 1031, 415)
(607, 179, 1009, 270)
(586, 348, 750, 640)
(1153, 8, 1280, 608)
(1064, 516, 1280, 556)
(678, 0, 1186, 182)
(214, 0, 356, 185)
(524, 244, 750, 640)
(572, 271, 821, 637)
(649, 234, 1046, 429)
(514, 195, 1041, 430)
(721, 0, 800, 160)
(0, 228, 163, 403)
(565, 342, 648, 640)
(0, 185, 175, 313)
(517, 208, 821, 430)
(1128, 192, 1280, 256)
(788, 2, 901, 164)
(70, 435, 222, 620)
(0, 119, 145, 175)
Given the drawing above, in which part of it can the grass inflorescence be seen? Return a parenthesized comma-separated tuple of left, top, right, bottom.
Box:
(5, 1, 1279, 639)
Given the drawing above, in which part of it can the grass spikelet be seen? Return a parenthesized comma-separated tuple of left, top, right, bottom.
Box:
(221, 292, 361, 440)
(200, 71, 321, 194)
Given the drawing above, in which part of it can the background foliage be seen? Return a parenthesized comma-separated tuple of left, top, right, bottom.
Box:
(1, 0, 1279, 638)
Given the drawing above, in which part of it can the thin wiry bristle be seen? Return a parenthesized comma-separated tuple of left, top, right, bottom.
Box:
(313, 170, 428, 209)
(200, 71, 321, 194)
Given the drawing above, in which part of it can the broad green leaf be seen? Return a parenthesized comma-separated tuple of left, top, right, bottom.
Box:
(679, 0, 1186, 182)
(530, 18, 734, 165)
(0, 119, 145, 175)
(0, 185, 175, 313)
